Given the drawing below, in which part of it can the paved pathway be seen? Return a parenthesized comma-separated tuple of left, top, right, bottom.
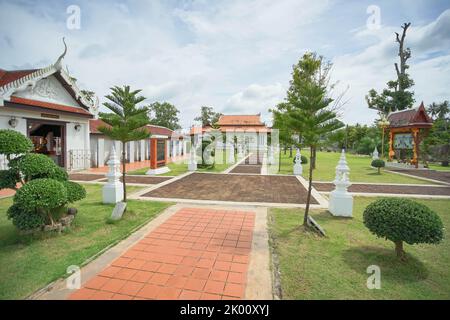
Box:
(69, 207, 256, 300)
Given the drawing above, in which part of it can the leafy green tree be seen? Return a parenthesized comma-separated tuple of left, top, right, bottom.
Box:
(99, 85, 151, 201)
(194, 106, 222, 127)
(423, 101, 450, 166)
(285, 52, 344, 226)
(366, 23, 415, 115)
(271, 102, 297, 171)
(148, 102, 181, 130)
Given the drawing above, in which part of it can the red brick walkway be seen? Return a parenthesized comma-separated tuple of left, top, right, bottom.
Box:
(69, 207, 255, 300)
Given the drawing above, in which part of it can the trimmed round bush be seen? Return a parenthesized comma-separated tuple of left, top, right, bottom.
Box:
(10, 153, 59, 181)
(14, 178, 68, 213)
(0, 169, 18, 190)
(363, 198, 444, 259)
(0, 129, 33, 157)
(371, 159, 385, 174)
(7, 203, 45, 231)
(292, 155, 308, 164)
(47, 166, 69, 181)
(63, 181, 86, 203)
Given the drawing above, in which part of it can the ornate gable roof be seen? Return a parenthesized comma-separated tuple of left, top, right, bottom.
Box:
(0, 38, 98, 117)
(387, 102, 433, 128)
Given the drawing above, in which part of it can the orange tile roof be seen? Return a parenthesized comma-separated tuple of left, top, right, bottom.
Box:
(217, 114, 264, 126)
(9, 96, 93, 117)
(90, 119, 173, 136)
(0, 69, 37, 87)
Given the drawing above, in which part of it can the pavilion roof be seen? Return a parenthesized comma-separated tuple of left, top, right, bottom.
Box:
(217, 114, 265, 126)
(387, 102, 433, 129)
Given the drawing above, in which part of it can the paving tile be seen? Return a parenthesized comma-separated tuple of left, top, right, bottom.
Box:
(204, 280, 225, 295)
(68, 207, 255, 301)
(118, 281, 144, 296)
(179, 290, 202, 300)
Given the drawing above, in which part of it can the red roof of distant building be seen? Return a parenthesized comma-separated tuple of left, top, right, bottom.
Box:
(9, 96, 93, 117)
(387, 102, 432, 128)
(90, 119, 173, 136)
(217, 114, 264, 126)
(0, 69, 37, 87)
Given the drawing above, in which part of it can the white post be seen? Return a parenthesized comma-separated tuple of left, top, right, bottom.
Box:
(102, 146, 124, 204)
(268, 145, 275, 165)
(188, 143, 197, 171)
(372, 147, 379, 160)
(293, 148, 303, 175)
(140, 140, 145, 162)
(129, 142, 135, 163)
(228, 143, 235, 164)
(97, 138, 105, 167)
(329, 149, 353, 217)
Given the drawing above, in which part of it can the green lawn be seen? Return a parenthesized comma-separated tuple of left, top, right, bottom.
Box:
(128, 149, 236, 176)
(428, 163, 450, 171)
(0, 184, 172, 300)
(277, 150, 433, 184)
(269, 198, 450, 299)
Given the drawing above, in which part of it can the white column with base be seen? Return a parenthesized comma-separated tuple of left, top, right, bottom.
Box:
(102, 146, 123, 204)
(293, 148, 302, 175)
(329, 149, 353, 217)
(188, 144, 197, 171)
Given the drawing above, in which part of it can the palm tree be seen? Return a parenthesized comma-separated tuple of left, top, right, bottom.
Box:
(98, 85, 151, 202)
(285, 53, 344, 226)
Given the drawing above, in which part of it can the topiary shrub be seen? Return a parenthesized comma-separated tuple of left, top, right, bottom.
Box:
(0, 169, 19, 190)
(198, 138, 215, 168)
(363, 198, 444, 260)
(292, 155, 308, 164)
(14, 178, 68, 225)
(0, 129, 33, 159)
(9, 153, 58, 182)
(7, 203, 45, 231)
(371, 159, 385, 174)
(63, 181, 86, 203)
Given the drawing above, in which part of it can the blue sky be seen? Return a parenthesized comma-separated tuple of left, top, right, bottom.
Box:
(1, 0, 449, 129)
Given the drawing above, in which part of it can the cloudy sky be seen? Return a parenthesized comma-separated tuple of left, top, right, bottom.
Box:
(1, 0, 449, 129)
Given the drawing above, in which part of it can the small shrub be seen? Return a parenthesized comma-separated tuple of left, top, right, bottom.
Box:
(0, 129, 33, 157)
(371, 159, 385, 174)
(363, 198, 444, 260)
(0, 169, 18, 190)
(9, 153, 59, 182)
(292, 155, 308, 164)
(47, 166, 69, 181)
(63, 181, 86, 203)
(14, 178, 68, 216)
(7, 203, 46, 231)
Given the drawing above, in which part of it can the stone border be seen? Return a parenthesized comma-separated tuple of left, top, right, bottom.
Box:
(312, 180, 441, 187)
(245, 206, 272, 300)
(318, 191, 450, 200)
(30, 203, 181, 300)
(133, 196, 327, 209)
(295, 175, 329, 207)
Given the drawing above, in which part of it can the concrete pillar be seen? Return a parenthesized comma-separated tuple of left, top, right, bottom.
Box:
(102, 145, 123, 204)
(98, 138, 105, 167)
(129, 141, 135, 163)
(140, 140, 145, 162)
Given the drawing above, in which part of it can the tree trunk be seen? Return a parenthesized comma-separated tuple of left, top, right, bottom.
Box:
(283, 145, 287, 155)
(378, 167, 381, 174)
(122, 141, 127, 202)
(312, 148, 317, 170)
(303, 146, 315, 226)
(289, 146, 292, 158)
(395, 241, 406, 260)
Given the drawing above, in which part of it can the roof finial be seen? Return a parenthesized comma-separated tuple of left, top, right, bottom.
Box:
(54, 37, 67, 70)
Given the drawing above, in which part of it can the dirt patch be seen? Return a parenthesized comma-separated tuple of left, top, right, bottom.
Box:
(388, 169, 450, 184)
(230, 165, 261, 174)
(143, 173, 318, 204)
